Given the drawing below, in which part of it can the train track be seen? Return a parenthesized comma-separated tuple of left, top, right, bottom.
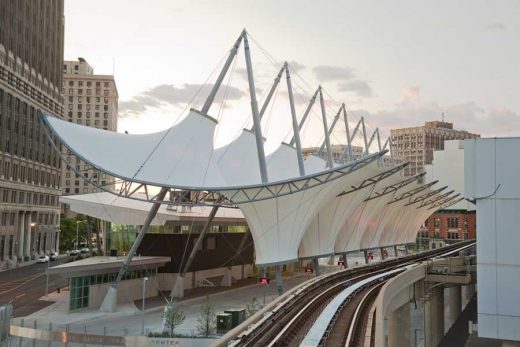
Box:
(229, 241, 475, 347)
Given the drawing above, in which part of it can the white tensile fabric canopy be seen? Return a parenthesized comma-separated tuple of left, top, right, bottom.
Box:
(59, 192, 245, 226)
(299, 160, 391, 259)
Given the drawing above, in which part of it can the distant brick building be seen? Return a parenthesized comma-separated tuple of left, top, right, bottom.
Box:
(419, 210, 476, 242)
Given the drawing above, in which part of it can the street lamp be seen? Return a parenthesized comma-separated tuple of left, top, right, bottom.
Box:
(75, 221, 84, 249)
(30, 222, 37, 259)
(141, 276, 149, 335)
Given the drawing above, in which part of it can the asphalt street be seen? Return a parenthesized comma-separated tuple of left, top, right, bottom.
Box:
(0, 258, 70, 317)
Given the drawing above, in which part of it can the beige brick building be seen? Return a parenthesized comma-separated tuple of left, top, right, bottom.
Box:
(391, 121, 479, 176)
(61, 58, 118, 196)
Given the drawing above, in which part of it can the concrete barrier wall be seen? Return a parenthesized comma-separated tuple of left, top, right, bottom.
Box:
(374, 264, 426, 346)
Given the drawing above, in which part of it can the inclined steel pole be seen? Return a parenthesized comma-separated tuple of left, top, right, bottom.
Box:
(285, 63, 305, 176)
(318, 87, 334, 168)
(243, 31, 268, 183)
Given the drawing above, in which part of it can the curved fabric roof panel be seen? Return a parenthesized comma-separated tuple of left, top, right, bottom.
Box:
(299, 160, 389, 259)
(359, 180, 425, 249)
(368, 187, 424, 248)
(238, 153, 384, 265)
(59, 192, 245, 226)
(44, 109, 228, 188)
(334, 170, 407, 253)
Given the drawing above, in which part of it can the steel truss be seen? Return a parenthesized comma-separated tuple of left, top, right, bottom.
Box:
(364, 172, 426, 202)
(40, 114, 387, 206)
(405, 186, 448, 206)
(336, 161, 409, 198)
(387, 180, 439, 205)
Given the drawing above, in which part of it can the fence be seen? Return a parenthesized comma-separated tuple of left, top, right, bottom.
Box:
(5, 318, 216, 347)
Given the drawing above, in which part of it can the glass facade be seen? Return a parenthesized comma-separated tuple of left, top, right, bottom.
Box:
(69, 268, 157, 311)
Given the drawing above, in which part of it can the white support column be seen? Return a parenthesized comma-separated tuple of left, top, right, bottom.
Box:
(243, 31, 268, 183)
(387, 303, 410, 347)
(342, 105, 353, 162)
(361, 117, 369, 155)
(425, 286, 445, 347)
(318, 87, 333, 168)
(446, 286, 462, 330)
(24, 213, 32, 258)
(285, 63, 305, 176)
(17, 212, 25, 261)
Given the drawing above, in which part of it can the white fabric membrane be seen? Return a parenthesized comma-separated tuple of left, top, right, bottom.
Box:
(44, 110, 440, 265)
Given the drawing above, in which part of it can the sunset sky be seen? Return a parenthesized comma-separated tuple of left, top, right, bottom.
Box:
(64, 0, 519, 152)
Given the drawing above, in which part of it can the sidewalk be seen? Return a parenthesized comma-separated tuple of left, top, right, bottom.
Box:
(15, 257, 376, 337)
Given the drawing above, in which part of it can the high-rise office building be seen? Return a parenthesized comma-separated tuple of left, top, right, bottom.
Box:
(0, 0, 64, 266)
(391, 120, 479, 176)
(61, 58, 117, 201)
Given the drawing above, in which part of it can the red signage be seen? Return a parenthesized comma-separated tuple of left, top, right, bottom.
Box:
(305, 267, 314, 274)
(258, 277, 270, 285)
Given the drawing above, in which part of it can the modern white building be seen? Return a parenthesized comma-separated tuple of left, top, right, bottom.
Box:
(465, 137, 520, 343)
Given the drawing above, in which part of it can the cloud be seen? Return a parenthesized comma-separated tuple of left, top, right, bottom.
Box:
(312, 65, 355, 81)
(286, 60, 305, 73)
(337, 79, 373, 98)
(488, 22, 507, 31)
(348, 89, 520, 138)
(400, 86, 421, 103)
(119, 83, 246, 116)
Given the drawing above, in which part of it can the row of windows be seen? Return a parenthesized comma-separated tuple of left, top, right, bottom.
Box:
(0, 56, 63, 114)
(0, 157, 60, 188)
(0, 188, 59, 208)
(66, 96, 111, 104)
(69, 269, 157, 311)
(65, 80, 111, 89)
(66, 88, 110, 97)
(0, 211, 59, 227)
(0, 89, 61, 168)
(67, 103, 111, 111)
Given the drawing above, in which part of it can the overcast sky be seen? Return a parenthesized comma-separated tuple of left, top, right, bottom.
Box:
(64, 0, 520, 151)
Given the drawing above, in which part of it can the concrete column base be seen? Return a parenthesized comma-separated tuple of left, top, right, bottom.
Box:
(446, 286, 462, 330)
(388, 303, 410, 347)
(99, 286, 118, 312)
(220, 267, 232, 287)
(275, 266, 283, 295)
(425, 287, 445, 347)
(312, 258, 320, 277)
(171, 276, 184, 298)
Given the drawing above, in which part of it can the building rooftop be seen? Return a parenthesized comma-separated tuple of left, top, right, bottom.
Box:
(47, 256, 171, 276)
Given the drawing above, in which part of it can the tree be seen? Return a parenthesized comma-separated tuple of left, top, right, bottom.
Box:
(163, 302, 185, 337)
(246, 297, 261, 317)
(59, 214, 99, 252)
(196, 296, 216, 337)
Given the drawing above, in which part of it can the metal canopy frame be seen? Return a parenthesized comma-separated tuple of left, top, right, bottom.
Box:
(404, 186, 448, 206)
(433, 197, 465, 211)
(428, 193, 461, 210)
(364, 172, 426, 202)
(336, 161, 408, 198)
(387, 180, 439, 205)
(416, 190, 455, 209)
(40, 114, 387, 207)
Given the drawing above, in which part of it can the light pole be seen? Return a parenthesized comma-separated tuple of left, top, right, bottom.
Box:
(141, 276, 148, 335)
(45, 253, 50, 296)
(29, 222, 37, 260)
(75, 220, 84, 249)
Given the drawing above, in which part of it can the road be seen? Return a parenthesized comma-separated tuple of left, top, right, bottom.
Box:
(0, 258, 70, 317)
